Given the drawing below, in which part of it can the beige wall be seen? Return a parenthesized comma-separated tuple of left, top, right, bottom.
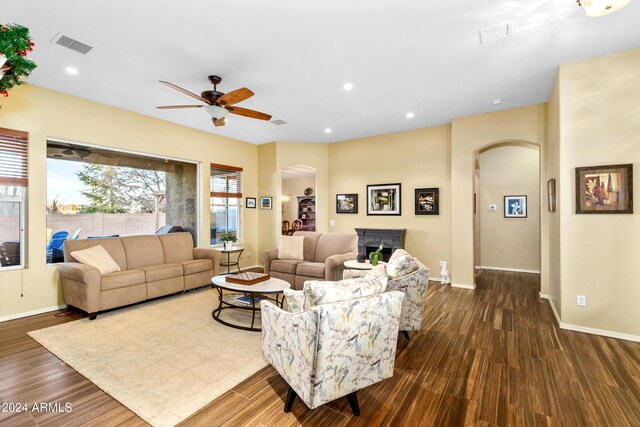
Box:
(557, 48, 640, 336)
(257, 143, 277, 259)
(546, 76, 562, 316)
(327, 126, 452, 273)
(451, 105, 547, 288)
(0, 84, 259, 319)
(282, 175, 316, 223)
(478, 144, 540, 271)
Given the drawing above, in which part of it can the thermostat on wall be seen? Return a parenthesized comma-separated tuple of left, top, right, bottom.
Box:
(489, 204, 497, 211)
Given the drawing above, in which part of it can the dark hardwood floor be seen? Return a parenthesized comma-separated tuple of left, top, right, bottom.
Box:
(1, 270, 639, 426)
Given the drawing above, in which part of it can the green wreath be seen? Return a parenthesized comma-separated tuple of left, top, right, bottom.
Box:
(0, 23, 37, 96)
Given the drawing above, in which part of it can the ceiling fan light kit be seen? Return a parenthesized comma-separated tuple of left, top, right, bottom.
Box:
(156, 75, 271, 128)
(577, 0, 632, 16)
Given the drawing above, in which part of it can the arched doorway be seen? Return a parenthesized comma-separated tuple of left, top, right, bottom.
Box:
(473, 141, 541, 285)
(281, 164, 317, 235)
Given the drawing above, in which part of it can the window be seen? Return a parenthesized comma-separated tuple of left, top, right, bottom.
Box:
(210, 164, 243, 245)
(46, 141, 198, 263)
(0, 128, 28, 269)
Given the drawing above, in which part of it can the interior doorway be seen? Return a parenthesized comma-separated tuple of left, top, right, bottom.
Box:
(473, 142, 541, 280)
(281, 164, 317, 236)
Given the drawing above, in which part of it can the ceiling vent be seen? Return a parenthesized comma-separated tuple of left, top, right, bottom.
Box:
(270, 119, 287, 126)
(479, 22, 512, 45)
(52, 34, 93, 55)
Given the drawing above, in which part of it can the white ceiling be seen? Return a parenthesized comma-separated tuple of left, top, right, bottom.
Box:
(4, 1, 640, 144)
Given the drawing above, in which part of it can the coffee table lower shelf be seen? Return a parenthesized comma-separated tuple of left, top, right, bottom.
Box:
(211, 289, 285, 332)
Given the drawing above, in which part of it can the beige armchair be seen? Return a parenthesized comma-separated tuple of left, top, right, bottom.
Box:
(262, 231, 357, 289)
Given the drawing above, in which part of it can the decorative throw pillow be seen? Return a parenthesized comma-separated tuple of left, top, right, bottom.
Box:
(386, 253, 419, 278)
(278, 235, 305, 260)
(70, 245, 121, 274)
(303, 274, 388, 309)
(364, 264, 390, 292)
(389, 248, 411, 262)
(284, 289, 305, 313)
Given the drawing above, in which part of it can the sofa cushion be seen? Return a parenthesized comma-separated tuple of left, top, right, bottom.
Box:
(292, 231, 322, 261)
(140, 263, 183, 282)
(101, 269, 146, 291)
(70, 245, 121, 274)
(313, 233, 357, 262)
(270, 259, 305, 274)
(158, 233, 194, 263)
(296, 262, 325, 278)
(181, 259, 213, 275)
(64, 237, 127, 270)
(364, 264, 390, 291)
(277, 235, 305, 260)
(387, 252, 419, 278)
(121, 235, 164, 269)
(303, 274, 389, 309)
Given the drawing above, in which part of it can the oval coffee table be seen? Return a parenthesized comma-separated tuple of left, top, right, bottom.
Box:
(211, 275, 290, 332)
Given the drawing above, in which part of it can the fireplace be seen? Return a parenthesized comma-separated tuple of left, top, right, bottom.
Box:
(355, 228, 406, 262)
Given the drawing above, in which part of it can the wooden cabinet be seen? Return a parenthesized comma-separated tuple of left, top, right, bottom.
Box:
(297, 196, 316, 231)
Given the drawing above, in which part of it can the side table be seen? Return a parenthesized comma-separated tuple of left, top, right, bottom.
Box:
(219, 247, 244, 275)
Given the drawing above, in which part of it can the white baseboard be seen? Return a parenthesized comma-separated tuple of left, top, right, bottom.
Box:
(477, 266, 541, 274)
(451, 282, 476, 290)
(428, 276, 444, 283)
(0, 304, 67, 323)
(539, 292, 549, 299)
(543, 297, 639, 343)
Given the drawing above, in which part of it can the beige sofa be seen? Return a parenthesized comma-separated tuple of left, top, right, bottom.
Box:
(262, 231, 357, 290)
(59, 233, 221, 319)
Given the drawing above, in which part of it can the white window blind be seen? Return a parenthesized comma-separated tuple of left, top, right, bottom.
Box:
(210, 163, 243, 198)
(0, 128, 28, 187)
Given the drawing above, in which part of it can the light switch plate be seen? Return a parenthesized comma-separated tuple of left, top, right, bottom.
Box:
(329, 220, 336, 226)
(489, 204, 497, 211)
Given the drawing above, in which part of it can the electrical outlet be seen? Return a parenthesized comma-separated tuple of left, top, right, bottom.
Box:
(246, 252, 252, 259)
(577, 295, 586, 307)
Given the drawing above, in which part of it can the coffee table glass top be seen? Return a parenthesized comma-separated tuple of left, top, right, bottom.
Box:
(211, 275, 290, 293)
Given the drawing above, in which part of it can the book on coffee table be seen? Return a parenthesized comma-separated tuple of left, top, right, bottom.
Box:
(235, 295, 265, 305)
(225, 272, 271, 285)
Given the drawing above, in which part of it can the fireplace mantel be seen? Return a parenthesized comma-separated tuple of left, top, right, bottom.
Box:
(355, 228, 406, 261)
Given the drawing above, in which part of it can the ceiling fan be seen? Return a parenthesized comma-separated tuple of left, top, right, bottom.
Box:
(156, 75, 272, 127)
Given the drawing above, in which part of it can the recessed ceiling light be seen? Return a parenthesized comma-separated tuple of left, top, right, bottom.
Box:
(343, 83, 353, 91)
(325, 128, 332, 134)
(65, 67, 78, 75)
(406, 112, 415, 119)
(491, 98, 503, 105)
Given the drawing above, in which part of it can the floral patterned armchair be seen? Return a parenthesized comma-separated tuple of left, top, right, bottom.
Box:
(344, 249, 430, 339)
(260, 273, 404, 415)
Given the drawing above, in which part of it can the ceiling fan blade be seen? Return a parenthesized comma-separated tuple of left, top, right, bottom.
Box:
(216, 88, 254, 106)
(213, 117, 226, 127)
(156, 105, 204, 109)
(159, 81, 209, 104)
(227, 106, 272, 121)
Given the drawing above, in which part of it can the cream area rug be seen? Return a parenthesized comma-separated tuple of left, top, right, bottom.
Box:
(28, 288, 268, 427)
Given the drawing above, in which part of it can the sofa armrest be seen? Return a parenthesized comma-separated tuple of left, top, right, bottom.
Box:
(58, 262, 101, 314)
(324, 251, 357, 281)
(194, 248, 222, 276)
(260, 300, 319, 407)
(262, 248, 279, 274)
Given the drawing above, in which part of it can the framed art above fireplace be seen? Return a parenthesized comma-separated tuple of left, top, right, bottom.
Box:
(367, 183, 401, 216)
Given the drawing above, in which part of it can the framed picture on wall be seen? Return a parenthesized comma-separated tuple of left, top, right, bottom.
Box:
(246, 197, 256, 209)
(336, 194, 358, 214)
(415, 188, 439, 215)
(575, 163, 633, 214)
(260, 197, 272, 210)
(504, 195, 527, 218)
(367, 183, 401, 215)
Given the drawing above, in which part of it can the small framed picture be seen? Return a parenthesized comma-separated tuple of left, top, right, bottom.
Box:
(504, 195, 527, 218)
(336, 194, 358, 214)
(260, 197, 272, 210)
(367, 183, 401, 215)
(415, 188, 439, 215)
(260, 197, 271, 209)
(575, 163, 633, 214)
(246, 197, 256, 209)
